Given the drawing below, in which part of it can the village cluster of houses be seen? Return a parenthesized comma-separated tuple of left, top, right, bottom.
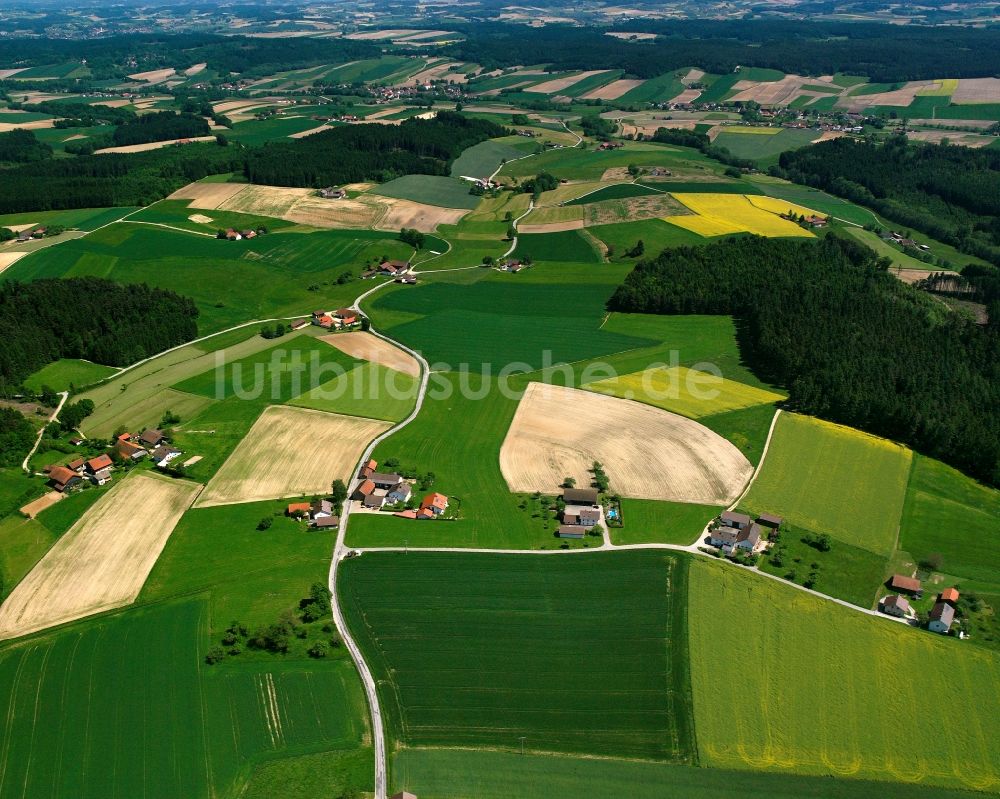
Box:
(353, 459, 449, 520)
(44, 429, 179, 492)
(708, 510, 782, 554)
(310, 307, 360, 330)
(882, 576, 960, 634)
(557, 487, 605, 538)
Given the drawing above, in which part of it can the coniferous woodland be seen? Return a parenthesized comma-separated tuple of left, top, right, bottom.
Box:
(0, 278, 198, 391)
(608, 235, 1000, 487)
(244, 112, 507, 187)
(776, 137, 1000, 267)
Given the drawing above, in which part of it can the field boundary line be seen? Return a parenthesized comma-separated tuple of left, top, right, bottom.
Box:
(119, 219, 216, 237)
(727, 407, 782, 512)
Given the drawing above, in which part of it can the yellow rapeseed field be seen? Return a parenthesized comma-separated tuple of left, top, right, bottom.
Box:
(746, 194, 823, 219)
(664, 193, 815, 238)
(918, 78, 959, 96)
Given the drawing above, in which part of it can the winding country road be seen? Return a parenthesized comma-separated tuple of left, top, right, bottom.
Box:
(21, 391, 67, 473)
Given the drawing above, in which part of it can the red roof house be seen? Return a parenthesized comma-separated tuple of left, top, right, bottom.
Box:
(86, 454, 113, 473)
(420, 492, 448, 515)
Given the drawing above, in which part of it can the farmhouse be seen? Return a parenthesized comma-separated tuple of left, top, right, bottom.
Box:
(370, 472, 404, 490)
(287, 502, 311, 517)
(564, 487, 599, 505)
(928, 602, 955, 634)
(360, 458, 377, 479)
(313, 313, 335, 329)
(557, 524, 587, 539)
(319, 186, 347, 199)
(139, 429, 166, 447)
(312, 515, 340, 529)
(881, 594, 912, 618)
(719, 510, 750, 530)
(151, 446, 181, 467)
(67, 457, 85, 473)
(889, 574, 923, 598)
(290, 318, 309, 330)
(563, 505, 602, 527)
(86, 454, 113, 474)
(46, 465, 82, 493)
(379, 259, 410, 276)
(225, 228, 242, 241)
(387, 482, 412, 503)
(311, 499, 335, 518)
(420, 492, 449, 516)
(116, 440, 147, 461)
(499, 259, 525, 272)
(756, 513, 783, 530)
(353, 479, 387, 509)
(941, 587, 960, 606)
(334, 308, 359, 326)
(395, 275, 418, 284)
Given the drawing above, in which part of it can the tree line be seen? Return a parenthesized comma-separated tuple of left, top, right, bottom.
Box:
(776, 136, 1000, 268)
(243, 111, 507, 187)
(444, 21, 1000, 83)
(608, 235, 1000, 487)
(0, 129, 52, 164)
(0, 277, 199, 392)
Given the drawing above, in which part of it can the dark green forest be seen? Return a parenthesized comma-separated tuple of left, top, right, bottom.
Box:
(0, 129, 52, 164)
(0, 407, 34, 468)
(777, 137, 1000, 267)
(445, 21, 1000, 82)
(0, 143, 243, 213)
(244, 111, 507, 187)
(0, 278, 199, 391)
(110, 111, 209, 147)
(608, 235, 1000, 487)
(0, 34, 379, 81)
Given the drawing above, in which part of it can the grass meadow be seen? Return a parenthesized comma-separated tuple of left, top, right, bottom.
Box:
(742, 412, 912, 555)
(711, 128, 817, 165)
(4, 223, 406, 334)
(590, 218, 707, 258)
(450, 139, 525, 179)
(611, 499, 720, 545)
(499, 142, 716, 181)
(899, 456, 1000, 585)
(22, 358, 117, 393)
(340, 550, 696, 760)
(513, 230, 602, 262)
(688, 559, 1000, 792)
(369, 175, 480, 209)
(392, 748, 991, 799)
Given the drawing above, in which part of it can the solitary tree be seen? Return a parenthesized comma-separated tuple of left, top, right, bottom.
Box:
(330, 478, 348, 506)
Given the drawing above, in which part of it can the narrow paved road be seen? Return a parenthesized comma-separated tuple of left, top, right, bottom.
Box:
(21, 391, 67, 473)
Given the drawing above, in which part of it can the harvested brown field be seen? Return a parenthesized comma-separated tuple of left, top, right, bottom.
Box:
(188, 213, 214, 224)
(0, 119, 55, 133)
(892, 268, 960, 286)
(669, 88, 703, 104)
(94, 136, 214, 154)
(811, 130, 846, 143)
(0, 252, 29, 274)
(518, 219, 586, 234)
(168, 180, 249, 208)
(906, 130, 994, 148)
(0, 473, 201, 640)
(376, 198, 468, 233)
(522, 205, 584, 225)
(185, 62, 207, 76)
(580, 79, 645, 100)
(0, 68, 28, 79)
(346, 28, 421, 39)
(19, 491, 64, 519)
(91, 98, 133, 108)
(319, 331, 420, 377)
(728, 75, 827, 106)
(127, 68, 176, 83)
(952, 77, 1000, 104)
(402, 61, 468, 87)
(525, 70, 610, 94)
(839, 80, 934, 111)
(288, 122, 333, 138)
(499, 382, 753, 504)
(196, 405, 390, 507)
(584, 193, 689, 226)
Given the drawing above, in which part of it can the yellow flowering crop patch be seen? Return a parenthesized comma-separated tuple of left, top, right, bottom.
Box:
(665, 193, 815, 238)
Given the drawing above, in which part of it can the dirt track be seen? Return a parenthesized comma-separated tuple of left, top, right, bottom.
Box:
(0, 473, 201, 640)
(499, 383, 753, 504)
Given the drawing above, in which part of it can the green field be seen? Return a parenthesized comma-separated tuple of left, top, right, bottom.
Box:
(369, 175, 480, 209)
(340, 550, 695, 760)
(688, 559, 1000, 792)
(513, 230, 602, 263)
(746, 175, 879, 227)
(0, 206, 138, 232)
(227, 116, 330, 146)
(392, 748, 991, 799)
(451, 139, 525, 179)
(742, 412, 912, 555)
(127, 199, 295, 235)
(617, 72, 687, 104)
(610, 499, 720, 546)
(499, 142, 713, 181)
(367, 265, 651, 370)
(289, 361, 418, 422)
(899, 456, 1000, 586)
(712, 128, 818, 166)
(590, 218, 707, 258)
(22, 358, 117, 392)
(4, 224, 406, 334)
(699, 403, 781, 465)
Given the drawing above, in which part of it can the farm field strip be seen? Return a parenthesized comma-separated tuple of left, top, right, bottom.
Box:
(741, 412, 911, 555)
(665, 193, 815, 238)
(196, 405, 390, 506)
(0, 473, 201, 640)
(689, 560, 1000, 791)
